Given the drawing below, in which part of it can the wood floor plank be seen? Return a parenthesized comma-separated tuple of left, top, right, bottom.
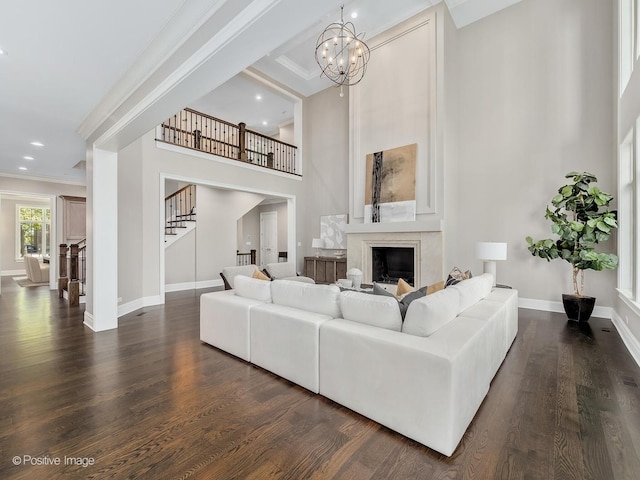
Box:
(1, 278, 640, 479)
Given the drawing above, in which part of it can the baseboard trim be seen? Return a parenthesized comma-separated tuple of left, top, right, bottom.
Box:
(165, 281, 195, 293)
(519, 297, 612, 319)
(165, 279, 223, 292)
(197, 279, 224, 289)
(611, 310, 640, 367)
(83, 311, 95, 331)
(2, 270, 26, 277)
(118, 295, 164, 318)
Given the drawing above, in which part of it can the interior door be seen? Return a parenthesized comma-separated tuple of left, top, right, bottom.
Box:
(260, 211, 278, 266)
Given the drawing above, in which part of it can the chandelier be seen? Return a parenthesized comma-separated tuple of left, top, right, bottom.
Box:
(315, 5, 370, 93)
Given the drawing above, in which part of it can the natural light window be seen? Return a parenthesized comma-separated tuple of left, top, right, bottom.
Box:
(619, 129, 635, 298)
(621, 0, 635, 95)
(16, 205, 50, 259)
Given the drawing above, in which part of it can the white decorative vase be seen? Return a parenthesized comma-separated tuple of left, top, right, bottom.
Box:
(347, 268, 363, 289)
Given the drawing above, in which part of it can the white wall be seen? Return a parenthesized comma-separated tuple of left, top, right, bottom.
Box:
(239, 201, 288, 264)
(118, 138, 144, 304)
(453, 0, 615, 306)
(165, 228, 196, 286)
(117, 130, 304, 310)
(194, 186, 265, 283)
(278, 122, 294, 145)
(301, 86, 349, 258)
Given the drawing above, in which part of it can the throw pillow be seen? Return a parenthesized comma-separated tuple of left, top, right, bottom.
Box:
(427, 280, 445, 295)
(372, 282, 395, 298)
(398, 286, 427, 314)
(372, 282, 407, 319)
(396, 278, 414, 297)
(252, 268, 270, 281)
(445, 267, 472, 287)
(372, 282, 428, 320)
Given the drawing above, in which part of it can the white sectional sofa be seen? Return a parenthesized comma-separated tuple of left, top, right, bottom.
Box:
(200, 273, 518, 456)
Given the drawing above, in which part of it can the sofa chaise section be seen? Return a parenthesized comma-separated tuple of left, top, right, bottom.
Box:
(319, 314, 494, 456)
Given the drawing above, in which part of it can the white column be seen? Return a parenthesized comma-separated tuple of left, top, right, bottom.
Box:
(84, 146, 118, 331)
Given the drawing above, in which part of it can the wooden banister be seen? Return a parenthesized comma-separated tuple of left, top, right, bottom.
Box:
(158, 108, 299, 176)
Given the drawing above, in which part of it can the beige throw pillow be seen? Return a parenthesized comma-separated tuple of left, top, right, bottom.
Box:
(252, 268, 270, 281)
(427, 280, 445, 295)
(396, 278, 414, 297)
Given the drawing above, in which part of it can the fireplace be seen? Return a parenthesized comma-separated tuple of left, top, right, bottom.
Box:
(345, 226, 443, 288)
(372, 247, 415, 285)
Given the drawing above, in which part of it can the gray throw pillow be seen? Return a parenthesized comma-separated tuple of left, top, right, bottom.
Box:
(373, 282, 428, 320)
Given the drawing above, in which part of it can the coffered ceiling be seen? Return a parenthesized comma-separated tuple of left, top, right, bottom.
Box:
(0, 0, 523, 184)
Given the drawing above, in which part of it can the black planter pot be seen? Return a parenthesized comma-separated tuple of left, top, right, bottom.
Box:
(562, 294, 596, 322)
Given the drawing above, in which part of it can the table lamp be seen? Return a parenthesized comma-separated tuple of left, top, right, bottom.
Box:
(312, 238, 324, 257)
(475, 242, 507, 286)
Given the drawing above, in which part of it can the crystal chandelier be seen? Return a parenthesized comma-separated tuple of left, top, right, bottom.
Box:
(315, 5, 370, 94)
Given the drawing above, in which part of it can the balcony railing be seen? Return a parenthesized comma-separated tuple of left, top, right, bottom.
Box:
(157, 108, 299, 176)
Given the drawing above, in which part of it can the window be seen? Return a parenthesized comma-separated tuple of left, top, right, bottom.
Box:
(621, 0, 635, 94)
(619, 129, 635, 297)
(17, 205, 51, 258)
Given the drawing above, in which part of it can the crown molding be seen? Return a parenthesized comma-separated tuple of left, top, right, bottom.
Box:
(275, 55, 316, 81)
(0, 171, 86, 186)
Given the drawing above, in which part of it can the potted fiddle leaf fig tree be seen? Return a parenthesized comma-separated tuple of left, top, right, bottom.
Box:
(525, 171, 618, 322)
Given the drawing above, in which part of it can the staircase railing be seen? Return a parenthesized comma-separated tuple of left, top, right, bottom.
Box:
(58, 239, 86, 306)
(166, 184, 196, 236)
(237, 249, 257, 266)
(157, 108, 299, 176)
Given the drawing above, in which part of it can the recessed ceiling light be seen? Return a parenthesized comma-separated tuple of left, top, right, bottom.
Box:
(255, 94, 262, 101)
(30, 141, 44, 147)
(0, 48, 7, 55)
(19, 167, 27, 171)
(23, 156, 34, 160)
(351, 11, 358, 19)
(262, 121, 268, 126)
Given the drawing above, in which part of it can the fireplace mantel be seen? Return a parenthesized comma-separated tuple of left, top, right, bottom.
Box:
(346, 229, 443, 288)
(344, 219, 443, 235)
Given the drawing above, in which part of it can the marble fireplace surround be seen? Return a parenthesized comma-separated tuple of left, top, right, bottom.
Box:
(345, 222, 443, 288)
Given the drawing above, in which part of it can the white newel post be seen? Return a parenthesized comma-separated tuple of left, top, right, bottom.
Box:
(85, 147, 118, 331)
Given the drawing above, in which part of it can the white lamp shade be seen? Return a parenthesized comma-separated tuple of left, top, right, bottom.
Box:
(312, 238, 324, 249)
(475, 242, 507, 261)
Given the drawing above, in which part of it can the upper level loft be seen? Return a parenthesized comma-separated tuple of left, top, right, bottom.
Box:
(156, 108, 299, 176)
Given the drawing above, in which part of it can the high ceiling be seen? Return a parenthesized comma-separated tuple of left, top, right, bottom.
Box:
(0, 0, 523, 184)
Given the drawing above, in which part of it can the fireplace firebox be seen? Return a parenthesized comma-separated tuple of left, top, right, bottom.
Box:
(371, 247, 415, 285)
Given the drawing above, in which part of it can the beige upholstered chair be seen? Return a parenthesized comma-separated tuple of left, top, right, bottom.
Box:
(24, 255, 50, 283)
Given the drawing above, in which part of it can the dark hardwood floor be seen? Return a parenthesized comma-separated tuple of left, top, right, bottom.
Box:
(1, 275, 639, 479)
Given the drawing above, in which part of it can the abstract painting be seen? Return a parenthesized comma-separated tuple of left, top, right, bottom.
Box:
(320, 214, 347, 249)
(364, 144, 417, 222)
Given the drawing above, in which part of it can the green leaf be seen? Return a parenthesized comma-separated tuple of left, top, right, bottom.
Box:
(561, 185, 573, 197)
(570, 221, 584, 232)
